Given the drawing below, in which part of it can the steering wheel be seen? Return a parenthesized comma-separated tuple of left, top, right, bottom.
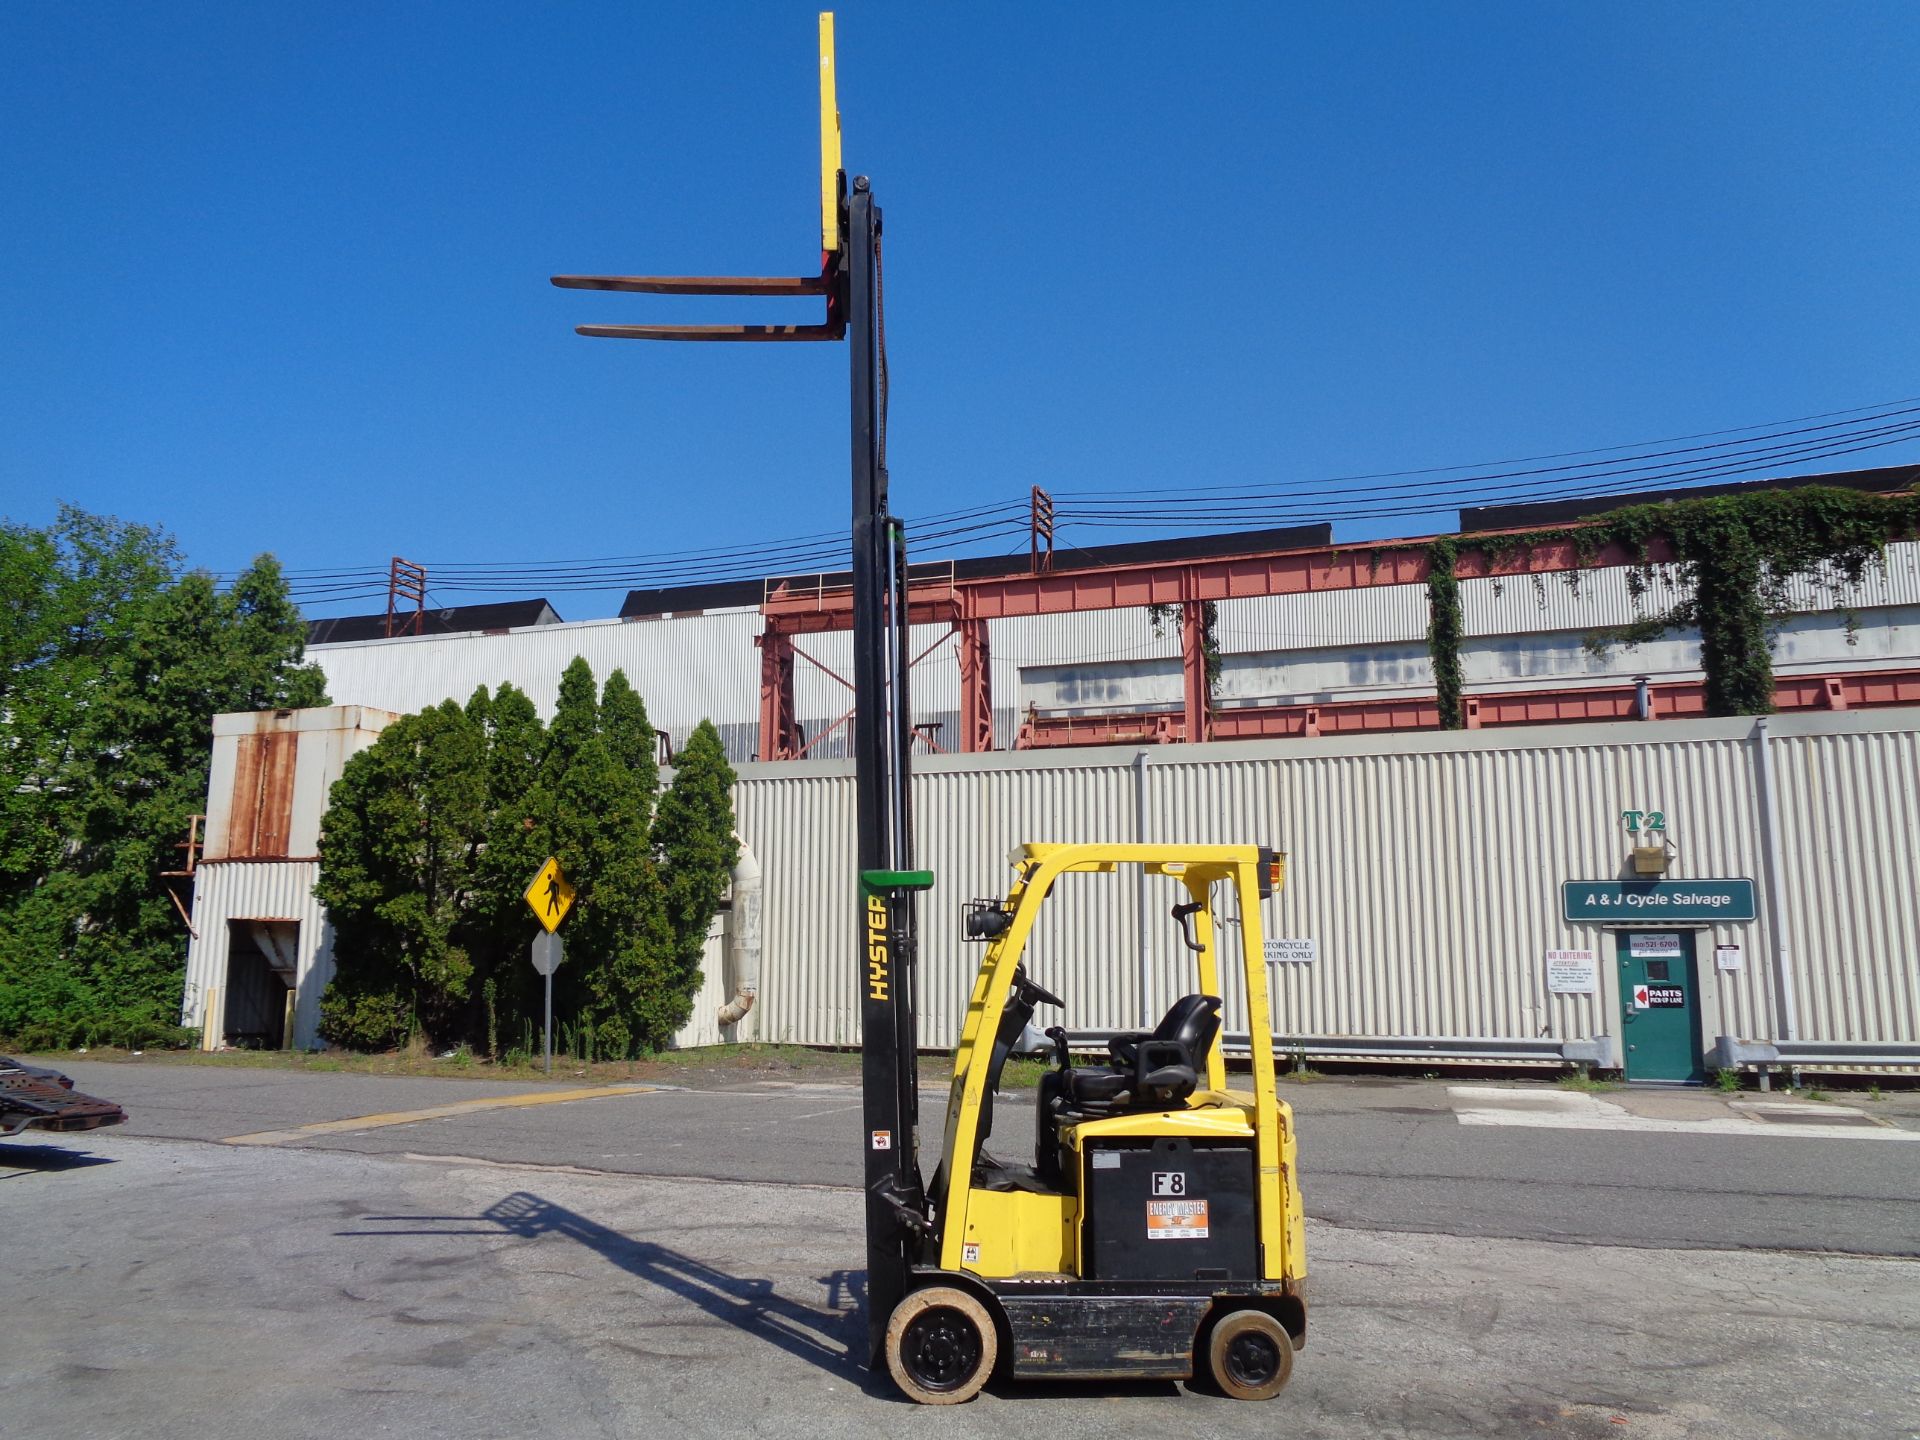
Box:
(1012, 966, 1064, 1009)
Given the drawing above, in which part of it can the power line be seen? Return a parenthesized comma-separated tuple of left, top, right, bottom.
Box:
(229, 396, 1920, 610)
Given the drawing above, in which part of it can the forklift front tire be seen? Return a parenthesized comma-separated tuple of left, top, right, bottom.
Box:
(1207, 1308, 1295, 1401)
(884, 1285, 998, 1405)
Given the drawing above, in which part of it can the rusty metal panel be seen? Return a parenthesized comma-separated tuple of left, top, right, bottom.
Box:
(227, 732, 266, 858)
(204, 707, 396, 861)
(252, 732, 298, 857)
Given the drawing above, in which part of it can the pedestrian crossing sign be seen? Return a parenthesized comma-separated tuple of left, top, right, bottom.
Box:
(525, 857, 575, 932)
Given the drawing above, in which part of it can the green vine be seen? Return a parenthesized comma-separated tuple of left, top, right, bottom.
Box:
(1437, 485, 1920, 720)
(1146, 600, 1223, 699)
(1425, 537, 1466, 729)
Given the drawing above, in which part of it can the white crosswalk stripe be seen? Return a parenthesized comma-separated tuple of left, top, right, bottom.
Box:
(1448, 1086, 1920, 1141)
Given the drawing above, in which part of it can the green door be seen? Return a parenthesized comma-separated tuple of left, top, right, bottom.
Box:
(1617, 931, 1704, 1082)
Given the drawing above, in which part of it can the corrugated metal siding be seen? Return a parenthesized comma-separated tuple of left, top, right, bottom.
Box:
(1461, 542, 1920, 638)
(1769, 722, 1920, 1044)
(1776, 541, 1920, 611)
(722, 713, 1920, 1055)
(1217, 588, 1429, 650)
(313, 610, 765, 740)
(669, 923, 733, 1050)
(737, 768, 861, 1045)
(185, 711, 1920, 1059)
(305, 548, 1920, 758)
(1143, 734, 1770, 1046)
(183, 860, 335, 1047)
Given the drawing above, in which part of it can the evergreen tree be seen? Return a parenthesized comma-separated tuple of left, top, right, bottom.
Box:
(599, 669, 659, 820)
(468, 682, 550, 1043)
(314, 660, 738, 1059)
(652, 720, 740, 1017)
(315, 699, 486, 1049)
(541, 661, 656, 1057)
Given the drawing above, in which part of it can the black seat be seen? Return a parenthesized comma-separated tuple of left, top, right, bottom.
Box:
(1105, 994, 1222, 1075)
(1036, 995, 1224, 1182)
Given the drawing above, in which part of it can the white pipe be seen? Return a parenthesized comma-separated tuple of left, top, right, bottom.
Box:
(717, 836, 762, 1029)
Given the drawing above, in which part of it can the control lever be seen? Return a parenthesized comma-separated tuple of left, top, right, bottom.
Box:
(1172, 900, 1205, 954)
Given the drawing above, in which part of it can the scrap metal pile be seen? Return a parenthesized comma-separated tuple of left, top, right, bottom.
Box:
(1, 1057, 126, 1137)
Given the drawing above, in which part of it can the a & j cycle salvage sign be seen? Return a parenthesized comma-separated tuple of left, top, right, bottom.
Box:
(1562, 879, 1756, 924)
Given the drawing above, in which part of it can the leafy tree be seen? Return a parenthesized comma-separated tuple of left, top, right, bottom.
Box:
(0, 509, 178, 905)
(0, 511, 324, 1047)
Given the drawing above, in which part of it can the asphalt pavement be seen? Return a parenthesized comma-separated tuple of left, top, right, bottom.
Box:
(4, 1130, 1916, 1440)
(6, 1060, 1918, 1439)
(41, 1059, 1920, 1257)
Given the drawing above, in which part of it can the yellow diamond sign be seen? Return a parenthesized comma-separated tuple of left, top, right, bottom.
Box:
(524, 857, 575, 933)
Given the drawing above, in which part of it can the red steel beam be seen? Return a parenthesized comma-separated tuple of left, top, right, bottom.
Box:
(1181, 599, 1209, 743)
(761, 526, 1681, 634)
(755, 630, 800, 761)
(957, 619, 993, 753)
(1014, 669, 1920, 750)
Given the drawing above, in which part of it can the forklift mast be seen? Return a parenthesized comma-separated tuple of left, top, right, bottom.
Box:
(844, 178, 934, 1364)
(552, 16, 928, 1367)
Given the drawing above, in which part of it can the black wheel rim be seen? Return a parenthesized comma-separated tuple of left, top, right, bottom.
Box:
(1224, 1328, 1281, 1389)
(900, 1305, 983, 1393)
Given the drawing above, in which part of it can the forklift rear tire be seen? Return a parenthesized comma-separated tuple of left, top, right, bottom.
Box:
(1207, 1308, 1294, 1401)
(884, 1285, 998, 1405)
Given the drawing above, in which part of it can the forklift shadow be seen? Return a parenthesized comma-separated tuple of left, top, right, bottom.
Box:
(0, 1142, 118, 1177)
(343, 1190, 881, 1389)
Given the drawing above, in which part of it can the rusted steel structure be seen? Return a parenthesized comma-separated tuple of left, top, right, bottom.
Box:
(755, 525, 1681, 759)
(1015, 667, 1920, 748)
(384, 557, 427, 638)
(752, 514, 1920, 759)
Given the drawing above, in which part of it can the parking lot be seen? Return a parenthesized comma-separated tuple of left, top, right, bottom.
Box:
(4, 1062, 1918, 1440)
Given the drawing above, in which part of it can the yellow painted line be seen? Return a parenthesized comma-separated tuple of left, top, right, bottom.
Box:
(221, 1084, 663, 1146)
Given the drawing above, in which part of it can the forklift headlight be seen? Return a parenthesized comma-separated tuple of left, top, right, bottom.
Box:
(963, 900, 1012, 941)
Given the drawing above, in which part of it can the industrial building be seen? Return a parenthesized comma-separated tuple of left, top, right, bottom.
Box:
(306, 487, 1919, 761)
(180, 467, 1920, 1073)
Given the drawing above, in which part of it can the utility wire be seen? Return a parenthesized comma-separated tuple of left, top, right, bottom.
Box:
(243, 396, 1920, 609)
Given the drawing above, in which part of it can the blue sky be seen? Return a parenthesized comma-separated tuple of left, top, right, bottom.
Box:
(4, 3, 1918, 617)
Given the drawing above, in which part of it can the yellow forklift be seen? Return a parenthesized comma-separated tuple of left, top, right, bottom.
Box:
(873, 842, 1308, 1402)
(554, 13, 1305, 1404)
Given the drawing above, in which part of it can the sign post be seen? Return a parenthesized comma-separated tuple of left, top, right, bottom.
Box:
(530, 932, 564, 1075)
(524, 858, 576, 1077)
